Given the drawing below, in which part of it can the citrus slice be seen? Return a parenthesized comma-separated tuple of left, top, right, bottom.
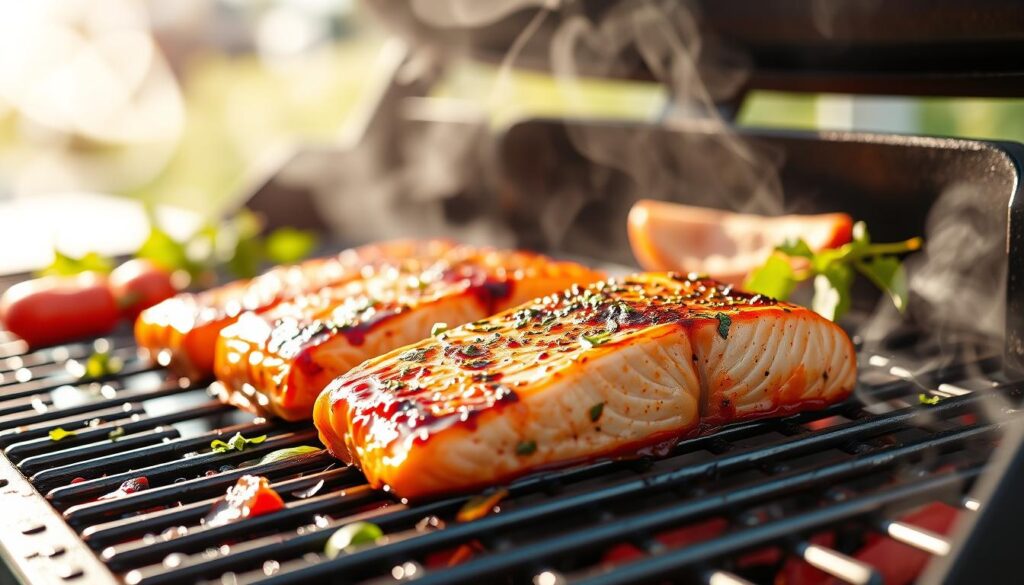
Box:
(627, 199, 853, 284)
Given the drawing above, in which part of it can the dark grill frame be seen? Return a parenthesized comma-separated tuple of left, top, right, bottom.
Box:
(2, 123, 1023, 585)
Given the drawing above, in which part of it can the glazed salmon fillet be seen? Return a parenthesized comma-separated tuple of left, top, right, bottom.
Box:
(213, 248, 604, 421)
(135, 239, 457, 378)
(314, 273, 856, 499)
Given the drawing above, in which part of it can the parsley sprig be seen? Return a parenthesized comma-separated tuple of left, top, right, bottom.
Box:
(744, 222, 921, 321)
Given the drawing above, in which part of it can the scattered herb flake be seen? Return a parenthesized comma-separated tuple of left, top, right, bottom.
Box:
(589, 402, 605, 422)
(919, 393, 941, 406)
(383, 379, 406, 391)
(211, 433, 267, 454)
(466, 321, 500, 333)
(715, 314, 732, 340)
(580, 330, 614, 349)
(515, 440, 537, 456)
(399, 348, 428, 363)
(431, 322, 448, 337)
(107, 427, 126, 442)
(49, 427, 76, 442)
(456, 487, 509, 523)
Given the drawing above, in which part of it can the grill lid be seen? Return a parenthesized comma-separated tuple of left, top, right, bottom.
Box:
(367, 0, 1024, 97)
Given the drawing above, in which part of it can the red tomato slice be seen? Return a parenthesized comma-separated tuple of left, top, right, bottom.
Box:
(627, 200, 853, 285)
(205, 475, 284, 527)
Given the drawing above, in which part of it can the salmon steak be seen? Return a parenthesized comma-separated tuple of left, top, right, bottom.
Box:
(314, 272, 857, 499)
(135, 239, 458, 378)
(213, 248, 604, 421)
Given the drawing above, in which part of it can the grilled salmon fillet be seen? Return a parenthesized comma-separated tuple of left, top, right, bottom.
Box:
(213, 248, 604, 421)
(314, 273, 856, 499)
(135, 239, 458, 378)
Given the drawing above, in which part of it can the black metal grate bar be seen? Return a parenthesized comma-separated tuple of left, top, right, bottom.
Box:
(0, 298, 1014, 585)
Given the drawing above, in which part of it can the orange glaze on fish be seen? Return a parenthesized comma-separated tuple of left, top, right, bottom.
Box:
(314, 273, 857, 499)
(213, 248, 604, 421)
(134, 240, 458, 378)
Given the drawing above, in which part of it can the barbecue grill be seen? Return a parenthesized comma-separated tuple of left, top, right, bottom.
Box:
(3, 2, 1024, 584)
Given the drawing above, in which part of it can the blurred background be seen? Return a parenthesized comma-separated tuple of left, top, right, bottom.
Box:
(1, 0, 1022, 272)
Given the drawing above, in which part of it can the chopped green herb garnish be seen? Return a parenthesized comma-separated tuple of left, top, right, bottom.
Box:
(515, 440, 537, 456)
(463, 344, 484, 357)
(259, 445, 321, 465)
(580, 330, 615, 349)
(48, 427, 76, 442)
(589, 402, 605, 422)
(715, 314, 732, 340)
(324, 522, 383, 559)
(211, 432, 267, 453)
(466, 320, 500, 333)
(399, 348, 428, 363)
(918, 393, 941, 406)
(431, 322, 448, 337)
(107, 427, 126, 441)
(383, 379, 406, 391)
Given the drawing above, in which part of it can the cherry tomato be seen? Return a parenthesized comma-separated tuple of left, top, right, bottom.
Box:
(0, 272, 119, 347)
(204, 475, 284, 527)
(627, 199, 854, 285)
(109, 259, 178, 320)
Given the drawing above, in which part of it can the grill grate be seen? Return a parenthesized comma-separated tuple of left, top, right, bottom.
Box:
(0, 275, 1017, 584)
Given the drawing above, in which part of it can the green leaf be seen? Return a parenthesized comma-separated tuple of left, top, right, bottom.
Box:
(259, 446, 321, 465)
(431, 323, 449, 337)
(856, 256, 909, 313)
(324, 522, 384, 559)
(715, 313, 732, 340)
(515, 440, 537, 456)
(37, 250, 113, 277)
(744, 253, 798, 300)
(82, 350, 123, 381)
(919, 393, 941, 406)
(211, 433, 266, 453)
(224, 209, 265, 279)
(776, 238, 814, 258)
(809, 247, 848, 274)
(265, 228, 319, 265)
(812, 264, 854, 321)
(138, 226, 193, 275)
(226, 237, 263, 279)
(589, 402, 604, 422)
(49, 427, 76, 441)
